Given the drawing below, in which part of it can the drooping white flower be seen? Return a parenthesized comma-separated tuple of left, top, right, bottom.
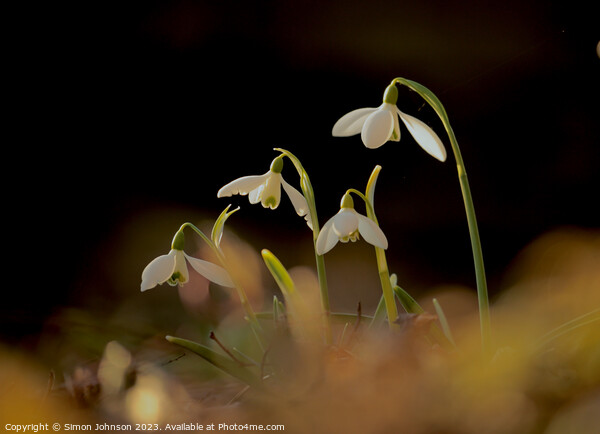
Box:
(141, 231, 234, 291)
(217, 157, 313, 229)
(332, 84, 447, 162)
(316, 193, 388, 255)
(141, 249, 234, 291)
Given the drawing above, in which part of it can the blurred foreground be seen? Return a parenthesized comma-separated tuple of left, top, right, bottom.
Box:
(2, 227, 599, 433)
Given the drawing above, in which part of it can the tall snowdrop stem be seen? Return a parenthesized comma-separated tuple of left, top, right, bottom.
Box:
(391, 78, 491, 356)
(346, 186, 399, 330)
(178, 222, 264, 348)
(273, 148, 332, 345)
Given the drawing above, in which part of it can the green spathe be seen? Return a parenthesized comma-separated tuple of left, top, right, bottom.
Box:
(171, 230, 185, 251)
(340, 192, 354, 209)
(383, 83, 398, 104)
(270, 156, 284, 173)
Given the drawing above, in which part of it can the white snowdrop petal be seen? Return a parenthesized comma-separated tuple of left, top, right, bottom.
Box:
(316, 217, 339, 255)
(357, 213, 388, 249)
(280, 177, 308, 215)
(217, 173, 270, 198)
(261, 172, 282, 209)
(332, 108, 376, 137)
(303, 214, 313, 231)
(173, 250, 189, 283)
(281, 177, 313, 230)
(184, 253, 234, 287)
(332, 209, 359, 237)
(248, 184, 264, 204)
(361, 109, 395, 149)
(141, 250, 177, 291)
(398, 110, 447, 162)
(390, 110, 401, 142)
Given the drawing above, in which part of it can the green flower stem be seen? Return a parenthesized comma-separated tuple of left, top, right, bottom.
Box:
(374, 247, 400, 330)
(178, 223, 264, 344)
(273, 148, 332, 345)
(314, 254, 332, 343)
(391, 77, 491, 356)
(347, 188, 399, 330)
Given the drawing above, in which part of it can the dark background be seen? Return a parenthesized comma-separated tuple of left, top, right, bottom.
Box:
(6, 1, 599, 352)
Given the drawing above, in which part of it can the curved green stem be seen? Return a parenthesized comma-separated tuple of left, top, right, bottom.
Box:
(273, 148, 332, 345)
(392, 77, 491, 356)
(178, 222, 264, 347)
(346, 188, 399, 330)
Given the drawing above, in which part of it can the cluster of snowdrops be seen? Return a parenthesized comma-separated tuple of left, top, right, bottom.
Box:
(139, 77, 490, 383)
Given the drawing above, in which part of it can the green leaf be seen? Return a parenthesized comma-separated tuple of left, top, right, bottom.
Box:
(272, 295, 286, 325)
(433, 298, 456, 347)
(261, 249, 321, 341)
(369, 294, 387, 329)
(261, 249, 297, 299)
(533, 308, 600, 352)
(256, 311, 373, 323)
(394, 286, 455, 350)
(211, 205, 240, 248)
(165, 335, 264, 390)
(365, 165, 382, 217)
(393, 285, 425, 314)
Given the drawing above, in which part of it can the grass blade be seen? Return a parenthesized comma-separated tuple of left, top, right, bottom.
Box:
(165, 335, 264, 390)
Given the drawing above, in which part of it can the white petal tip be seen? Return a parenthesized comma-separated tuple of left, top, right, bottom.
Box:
(428, 147, 447, 162)
(315, 244, 329, 256)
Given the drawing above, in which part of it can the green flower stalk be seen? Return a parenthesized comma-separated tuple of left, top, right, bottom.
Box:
(274, 148, 333, 345)
(392, 77, 490, 356)
(218, 150, 332, 344)
(364, 166, 400, 329)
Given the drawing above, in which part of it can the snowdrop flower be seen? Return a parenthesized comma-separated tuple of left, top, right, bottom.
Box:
(332, 84, 447, 161)
(217, 157, 312, 229)
(316, 193, 387, 255)
(141, 230, 233, 291)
